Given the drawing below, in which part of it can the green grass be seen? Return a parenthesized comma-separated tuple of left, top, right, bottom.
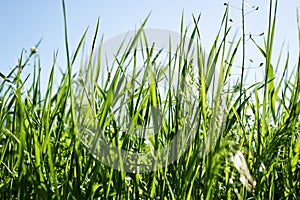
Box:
(0, 0, 300, 199)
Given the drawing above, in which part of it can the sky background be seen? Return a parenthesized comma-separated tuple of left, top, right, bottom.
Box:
(0, 0, 299, 89)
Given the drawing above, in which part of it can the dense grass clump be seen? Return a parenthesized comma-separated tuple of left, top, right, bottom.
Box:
(0, 0, 299, 199)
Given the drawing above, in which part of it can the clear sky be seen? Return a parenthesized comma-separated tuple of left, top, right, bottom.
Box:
(0, 1, 299, 88)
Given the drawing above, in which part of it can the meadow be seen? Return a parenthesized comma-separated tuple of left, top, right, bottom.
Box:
(0, 0, 299, 199)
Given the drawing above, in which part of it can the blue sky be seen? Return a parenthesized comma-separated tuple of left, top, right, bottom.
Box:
(0, 1, 299, 87)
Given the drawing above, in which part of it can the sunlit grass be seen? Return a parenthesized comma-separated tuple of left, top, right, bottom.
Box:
(0, 0, 299, 199)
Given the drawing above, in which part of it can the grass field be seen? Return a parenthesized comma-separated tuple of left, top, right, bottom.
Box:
(0, 0, 299, 199)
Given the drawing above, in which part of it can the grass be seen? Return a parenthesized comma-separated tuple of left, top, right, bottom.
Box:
(0, 0, 299, 199)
